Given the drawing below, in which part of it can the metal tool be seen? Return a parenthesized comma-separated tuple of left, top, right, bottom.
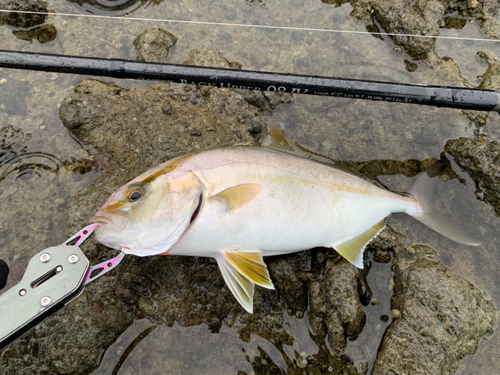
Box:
(0, 224, 125, 350)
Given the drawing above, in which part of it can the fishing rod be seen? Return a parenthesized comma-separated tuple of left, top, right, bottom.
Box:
(0, 50, 499, 112)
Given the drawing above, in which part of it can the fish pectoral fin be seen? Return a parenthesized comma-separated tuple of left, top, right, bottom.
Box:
(209, 184, 263, 211)
(334, 216, 389, 269)
(215, 254, 255, 313)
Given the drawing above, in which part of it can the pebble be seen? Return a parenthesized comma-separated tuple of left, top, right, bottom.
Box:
(0, 78, 7, 84)
(405, 247, 415, 256)
(297, 352, 308, 368)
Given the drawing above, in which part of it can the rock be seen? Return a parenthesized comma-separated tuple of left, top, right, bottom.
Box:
(0, 0, 47, 28)
(371, 0, 444, 57)
(234, 90, 294, 115)
(372, 245, 496, 375)
(183, 48, 293, 113)
(133, 28, 177, 63)
(477, 51, 500, 92)
(183, 48, 239, 69)
(461, 51, 500, 130)
(445, 137, 500, 216)
(350, 0, 500, 57)
(481, 17, 500, 39)
(308, 250, 369, 354)
(12, 24, 57, 44)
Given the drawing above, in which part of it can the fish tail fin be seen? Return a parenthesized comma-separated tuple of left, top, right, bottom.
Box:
(407, 162, 479, 246)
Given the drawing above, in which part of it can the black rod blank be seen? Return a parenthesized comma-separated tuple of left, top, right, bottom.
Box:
(0, 50, 498, 112)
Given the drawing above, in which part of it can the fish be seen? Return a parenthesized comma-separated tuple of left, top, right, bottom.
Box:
(92, 127, 478, 313)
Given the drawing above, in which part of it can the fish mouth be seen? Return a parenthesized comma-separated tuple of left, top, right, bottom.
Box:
(91, 215, 110, 226)
(91, 210, 129, 231)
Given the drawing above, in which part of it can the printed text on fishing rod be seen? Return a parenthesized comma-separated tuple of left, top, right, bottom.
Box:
(0, 50, 499, 112)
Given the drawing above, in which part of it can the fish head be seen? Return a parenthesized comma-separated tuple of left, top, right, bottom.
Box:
(92, 164, 202, 256)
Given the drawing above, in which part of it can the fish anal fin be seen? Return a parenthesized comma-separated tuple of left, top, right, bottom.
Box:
(215, 254, 255, 313)
(335, 217, 389, 269)
(221, 250, 274, 289)
(210, 184, 262, 211)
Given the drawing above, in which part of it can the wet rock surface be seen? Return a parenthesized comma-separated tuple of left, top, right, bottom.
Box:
(308, 253, 369, 354)
(373, 245, 496, 375)
(12, 24, 57, 44)
(133, 28, 178, 63)
(350, 0, 500, 57)
(445, 137, 500, 216)
(184, 47, 241, 70)
(183, 48, 293, 114)
(0, 0, 48, 28)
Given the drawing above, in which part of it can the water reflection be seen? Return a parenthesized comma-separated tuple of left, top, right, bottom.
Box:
(0, 125, 94, 182)
(67, 0, 164, 16)
(94, 316, 324, 374)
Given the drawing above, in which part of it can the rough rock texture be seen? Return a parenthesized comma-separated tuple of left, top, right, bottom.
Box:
(308, 254, 369, 353)
(371, 0, 444, 57)
(477, 51, 500, 92)
(133, 28, 177, 63)
(0, 0, 47, 28)
(184, 47, 241, 70)
(184, 48, 293, 114)
(462, 51, 500, 131)
(445, 137, 500, 216)
(373, 245, 496, 374)
(350, 0, 500, 57)
(12, 24, 57, 44)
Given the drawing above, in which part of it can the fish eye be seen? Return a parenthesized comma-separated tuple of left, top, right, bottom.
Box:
(126, 185, 147, 202)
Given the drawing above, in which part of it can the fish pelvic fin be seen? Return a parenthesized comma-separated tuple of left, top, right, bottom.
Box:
(221, 250, 274, 289)
(210, 184, 263, 212)
(407, 162, 479, 246)
(215, 250, 274, 313)
(335, 217, 389, 269)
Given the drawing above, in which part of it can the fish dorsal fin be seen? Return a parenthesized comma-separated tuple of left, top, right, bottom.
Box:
(334, 216, 390, 269)
(215, 253, 254, 313)
(221, 250, 274, 289)
(262, 127, 384, 187)
(210, 184, 263, 211)
(262, 126, 337, 166)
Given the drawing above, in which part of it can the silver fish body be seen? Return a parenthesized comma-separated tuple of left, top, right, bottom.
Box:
(92, 128, 477, 312)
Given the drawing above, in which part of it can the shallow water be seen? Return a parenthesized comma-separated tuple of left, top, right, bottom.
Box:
(1, 0, 500, 374)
